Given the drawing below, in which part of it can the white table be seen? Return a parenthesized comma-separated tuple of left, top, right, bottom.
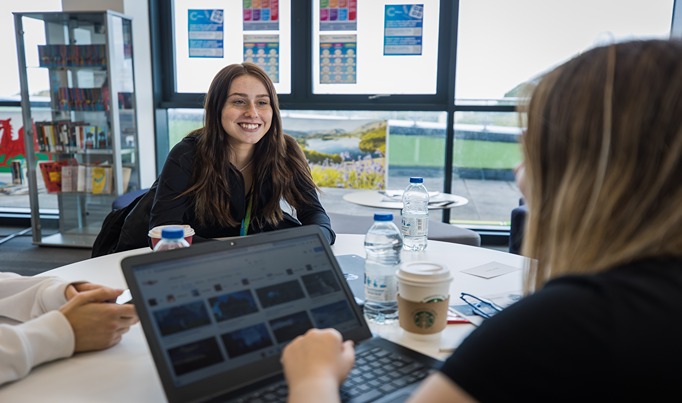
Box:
(343, 190, 468, 210)
(0, 235, 530, 402)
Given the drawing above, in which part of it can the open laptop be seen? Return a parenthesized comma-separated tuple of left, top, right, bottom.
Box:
(121, 225, 441, 403)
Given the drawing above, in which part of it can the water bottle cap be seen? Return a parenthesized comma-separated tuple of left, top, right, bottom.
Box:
(373, 212, 393, 222)
(409, 177, 424, 184)
(161, 227, 185, 239)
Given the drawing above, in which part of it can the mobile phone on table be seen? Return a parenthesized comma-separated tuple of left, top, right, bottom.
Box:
(116, 289, 133, 304)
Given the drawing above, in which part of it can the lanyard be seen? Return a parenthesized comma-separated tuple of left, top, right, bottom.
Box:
(240, 194, 253, 236)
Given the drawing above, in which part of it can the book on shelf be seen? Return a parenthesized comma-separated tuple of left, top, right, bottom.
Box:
(85, 165, 113, 195)
(34, 121, 110, 153)
(38, 159, 77, 193)
(60, 165, 76, 192)
(38, 44, 107, 68)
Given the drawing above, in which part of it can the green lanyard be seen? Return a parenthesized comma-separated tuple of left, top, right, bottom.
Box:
(240, 194, 253, 236)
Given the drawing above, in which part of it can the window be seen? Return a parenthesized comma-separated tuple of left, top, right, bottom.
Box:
(172, 0, 292, 94)
(455, 0, 675, 103)
(149, 0, 677, 234)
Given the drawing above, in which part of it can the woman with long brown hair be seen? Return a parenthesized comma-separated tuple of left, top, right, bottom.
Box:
(149, 63, 335, 244)
(280, 39, 682, 401)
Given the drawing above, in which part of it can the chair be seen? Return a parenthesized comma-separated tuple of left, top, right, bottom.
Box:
(327, 212, 481, 247)
(508, 199, 527, 255)
(112, 188, 150, 210)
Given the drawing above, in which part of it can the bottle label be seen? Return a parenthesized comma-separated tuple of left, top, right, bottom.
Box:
(364, 273, 398, 302)
(401, 216, 428, 237)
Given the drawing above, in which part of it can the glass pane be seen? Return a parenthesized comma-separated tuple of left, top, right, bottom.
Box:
(451, 111, 524, 227)
(312, 0, 440, 94)
(455, 0, 674, 103)
(0, 1, 61, 99)
(173, 0, 291, 94)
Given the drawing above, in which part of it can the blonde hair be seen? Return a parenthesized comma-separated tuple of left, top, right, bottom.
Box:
(520, 39, 682, 292)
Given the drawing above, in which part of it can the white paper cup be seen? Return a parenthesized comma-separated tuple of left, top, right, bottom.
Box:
(148, 225, 195, 248)
(396, 261, 452, 337)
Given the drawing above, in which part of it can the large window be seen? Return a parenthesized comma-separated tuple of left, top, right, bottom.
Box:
(0, 1, 61, 213)
(455, 0, 675, 103)
(150, 1, 681, 234)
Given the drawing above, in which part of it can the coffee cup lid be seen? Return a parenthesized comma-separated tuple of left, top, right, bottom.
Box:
(396, 261, 452, 285)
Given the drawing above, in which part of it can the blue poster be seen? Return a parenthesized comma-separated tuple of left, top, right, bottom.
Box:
(188, 9, 224, 58)
(383, 4, 423, 56)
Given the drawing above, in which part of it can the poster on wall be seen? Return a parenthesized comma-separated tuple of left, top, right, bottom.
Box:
(383, 4, 423, 56)
(243, 0, 280, 31)
(188, 9, 224, 58)
(319, 35, 357, 84)
(244, 35, 280, 83)
(320, 0, 357, 31)
(282, 115, 387, 190)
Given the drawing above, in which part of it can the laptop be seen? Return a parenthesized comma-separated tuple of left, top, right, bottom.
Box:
(121, 225, 441, 403)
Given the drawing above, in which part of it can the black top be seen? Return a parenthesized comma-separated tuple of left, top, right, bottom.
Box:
(439, 257, 682, 402)
(149, 137, 335, 244)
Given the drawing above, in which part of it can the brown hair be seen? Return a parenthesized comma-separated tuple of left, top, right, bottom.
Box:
(520, 39, 682, 292)
(183, 62, 317, 227)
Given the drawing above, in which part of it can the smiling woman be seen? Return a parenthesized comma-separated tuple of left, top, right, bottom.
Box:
(93, 63, 336, 254)
(147, 62, 335, 245)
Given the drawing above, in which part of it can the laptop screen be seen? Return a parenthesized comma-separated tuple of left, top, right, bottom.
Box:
(122, 226, 371, 402)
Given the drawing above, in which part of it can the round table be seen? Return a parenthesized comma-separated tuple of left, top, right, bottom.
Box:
(0, 235, 529, 402)
(343, 190, 468, 210)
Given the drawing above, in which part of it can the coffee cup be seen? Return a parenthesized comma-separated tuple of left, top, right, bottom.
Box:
(396, 261, 452, 338)
(148, 225, 195, 249)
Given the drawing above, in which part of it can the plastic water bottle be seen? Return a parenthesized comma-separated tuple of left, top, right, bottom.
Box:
(153, 227, 190, 252)
(364, 213, 403, 324)
(401, 177, 429, 251)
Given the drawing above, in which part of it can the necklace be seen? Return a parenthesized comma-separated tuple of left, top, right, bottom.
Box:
(237, 159, 253, 172)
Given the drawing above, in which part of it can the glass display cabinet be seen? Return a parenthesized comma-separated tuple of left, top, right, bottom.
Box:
(14, 10, 140, 247)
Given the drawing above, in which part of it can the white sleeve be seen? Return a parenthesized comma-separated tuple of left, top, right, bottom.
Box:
(0, 273, 69, 322)
(0, 311, 75, 385)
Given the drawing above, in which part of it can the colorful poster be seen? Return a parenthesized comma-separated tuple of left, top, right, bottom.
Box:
(319, 35, 357, 84)
(188, 9, 224, 58)
(320, 0, 357, 31)
(243, 0, 280, 31)
(244, 35, 280, 83)
(383, 4, 423, 56)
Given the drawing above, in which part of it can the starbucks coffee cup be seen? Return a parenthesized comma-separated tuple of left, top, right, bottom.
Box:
(396, 261, 452, 338)
(148, 225, 195, 249)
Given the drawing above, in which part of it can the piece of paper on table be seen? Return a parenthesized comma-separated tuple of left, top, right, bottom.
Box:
(461, 261, 520, 279)
(382, 189, 440, 198)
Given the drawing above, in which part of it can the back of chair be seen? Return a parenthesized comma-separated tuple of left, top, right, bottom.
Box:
(327, 212, 481, 247)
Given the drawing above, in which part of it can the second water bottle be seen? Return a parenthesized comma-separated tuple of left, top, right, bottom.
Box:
(364, 212, 403, 325)
(401, 177, 429, 251)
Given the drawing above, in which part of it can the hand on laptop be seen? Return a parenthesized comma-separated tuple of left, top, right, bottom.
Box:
(59, 287, 139, 352)
(282, 328, 355, 402)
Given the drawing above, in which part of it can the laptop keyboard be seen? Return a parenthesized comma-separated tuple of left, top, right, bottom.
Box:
(230, 346, 430, 403)
(340, 346, 430, 402)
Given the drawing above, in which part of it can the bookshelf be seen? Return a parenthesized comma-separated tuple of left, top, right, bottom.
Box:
(14, 11, 140, 248)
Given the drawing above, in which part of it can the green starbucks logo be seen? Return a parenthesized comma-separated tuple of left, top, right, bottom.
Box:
(413, 311, 435, 329)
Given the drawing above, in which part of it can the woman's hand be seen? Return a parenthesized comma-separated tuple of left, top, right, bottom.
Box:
(59, 287, 139, 352)
(64, 282, 106, 301)
(281, 328, 355, 403)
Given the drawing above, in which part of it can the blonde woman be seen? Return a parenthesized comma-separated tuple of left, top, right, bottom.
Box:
(281, 39, 682, 401)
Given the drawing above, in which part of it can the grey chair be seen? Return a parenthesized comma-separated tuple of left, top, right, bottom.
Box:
(327, 212, 481, 247)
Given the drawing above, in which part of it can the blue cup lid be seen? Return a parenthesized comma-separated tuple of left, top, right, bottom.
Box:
(161, 227, 185, 239)
(373, 212, 393, 221)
